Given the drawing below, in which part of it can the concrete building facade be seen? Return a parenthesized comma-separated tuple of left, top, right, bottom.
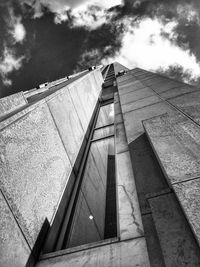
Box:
(1, 63, 200, 266)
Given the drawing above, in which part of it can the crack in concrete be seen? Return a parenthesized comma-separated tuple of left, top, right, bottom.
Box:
(119, 184, 144, 236)
(83, 256, 91, 267)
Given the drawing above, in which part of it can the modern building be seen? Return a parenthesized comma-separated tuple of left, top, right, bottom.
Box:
(1, 62, 200, 266)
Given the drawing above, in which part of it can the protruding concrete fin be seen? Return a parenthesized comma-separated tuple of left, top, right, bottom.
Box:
(143, 112, 200, 246)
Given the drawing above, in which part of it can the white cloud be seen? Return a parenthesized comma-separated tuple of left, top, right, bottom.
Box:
(0, 47, 25, 86)
(107, 18, 200, 79)
(54, 9, 70, 24)
(21, 0, 122, 26)
(8, 8, 26, 43)
(12, 19, 26, 43)
(69, 0, 122, 28)
(71, 6, 107, 29)
(76, 0, 122, 10)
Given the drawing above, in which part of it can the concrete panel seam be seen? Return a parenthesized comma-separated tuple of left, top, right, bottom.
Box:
(122, 100, 164, 115)
(145, 188, 172, 200)
(116, 148, 129, 155)
(172, 176, 200, 186)
(0, 188, 32, 251)
(144, 82, 200, 130)
(121, 93, 156, 106)
(46, 101, 73, 168)
(118, 85, 150, 96)
(166, 89, 200, 101)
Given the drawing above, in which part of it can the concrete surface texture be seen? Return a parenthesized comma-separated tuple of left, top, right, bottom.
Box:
(0, 190, 30, 267)
(0, 92, 27, 118)
(1, 63, 200, 267)
(149, 193, 200, 266)
(115, 66, 200, 266)
(37, 238, 150, 267)
(0, 69, 102, 266)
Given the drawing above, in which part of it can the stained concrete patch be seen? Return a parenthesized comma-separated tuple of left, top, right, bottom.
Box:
(0, 190, 30, 267)
(174, 179, 200, 247)
(0, 103, 72, 248)
(149, 193, 200, 266)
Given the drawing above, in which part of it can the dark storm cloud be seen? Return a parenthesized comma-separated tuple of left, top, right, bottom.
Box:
(74, 22, 124, 71)
(1, 0, 200, 97)
(169, 21, 200, 60)
(0, 2, 28, 96)
(0, 1, 124, 97)
(7, 12, 87, 95)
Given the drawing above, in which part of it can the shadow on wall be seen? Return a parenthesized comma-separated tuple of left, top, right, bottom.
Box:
(26, 218, 50, 267)
(128, 133, 200, 266)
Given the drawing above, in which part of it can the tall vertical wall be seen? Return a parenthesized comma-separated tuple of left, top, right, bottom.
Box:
(36, 64, 151, 267)
(35, 64, 200, 267)
(116, 67, 200, 266)
(4, 63, 200, 267)
(0, 69, 103, 267)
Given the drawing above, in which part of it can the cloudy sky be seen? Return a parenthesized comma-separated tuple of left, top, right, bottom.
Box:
(1, 0, 200, 97)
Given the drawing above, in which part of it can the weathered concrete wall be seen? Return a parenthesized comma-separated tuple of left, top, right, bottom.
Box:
(36, 67, 151, 267)
(0, 190, 30, 267)
(0, 92, 27, 118)
(0, 69, 103, 266)
(114, 93, 144, 241)
(37, 238, 150, 267)
(116, 67, 200, 265)
(4, 65, 200, 266)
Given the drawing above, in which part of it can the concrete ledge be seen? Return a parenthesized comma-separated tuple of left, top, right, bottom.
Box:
(143, 113, 200, 185)
(0, 92, 27, 118)
(143, 112, 200, 247)
(36, 238, 150, 267)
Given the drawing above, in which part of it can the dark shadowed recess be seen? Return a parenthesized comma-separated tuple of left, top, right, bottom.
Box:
(128, 133, 200, 266)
